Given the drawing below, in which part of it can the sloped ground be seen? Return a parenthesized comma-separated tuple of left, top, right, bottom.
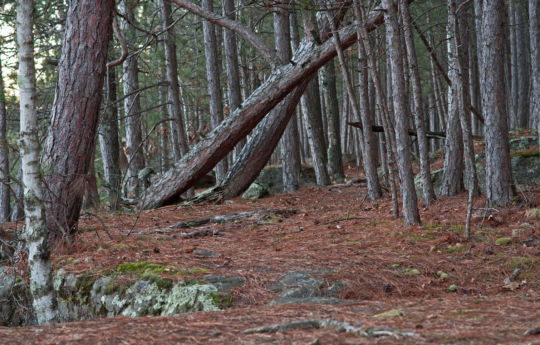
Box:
(1, 165, 539, 344)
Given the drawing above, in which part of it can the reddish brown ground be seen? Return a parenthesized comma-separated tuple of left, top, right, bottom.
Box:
(1, 165, 539, 344)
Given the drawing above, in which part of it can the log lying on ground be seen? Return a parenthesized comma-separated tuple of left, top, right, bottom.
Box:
(169, 208, 296, 228)
(347, 122, 484, 141)
(139, 3, 414, 210)
(243, 318, 420, 339)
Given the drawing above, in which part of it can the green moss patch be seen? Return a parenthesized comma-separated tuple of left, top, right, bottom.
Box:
(116, 261, 178, 275)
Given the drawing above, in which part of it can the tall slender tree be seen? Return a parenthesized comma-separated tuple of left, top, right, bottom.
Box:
(530, 0, 540, 147)
(99, 66, 121, 211)
(399, 0, 436, 205)
(159, 0, 190, 162)
(382, 0, 420, 225)
(202, 0, 228, 184)
(119, 0, 146, 195)
(16, 0, 57, 324)
(479, 0, 514, 206)
(0, 54, 10, 222)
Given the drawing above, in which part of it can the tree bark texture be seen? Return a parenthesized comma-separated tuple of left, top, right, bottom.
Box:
(514, 2, 530, 128)
(16, 0, 58, 324)
(399, 0, 435, 205)
(440, 10, 464, 196)
(0, 55, 10, 222)
(99, 67, 121, 211)
(159, 0, 189, 161)
(322, 59, 345, 183)
(139, 4, 404, 209)
(274, 2, 301, 193)
(480, 0, 514, 206)
(42, 0, 113, 237)
(357, 2, 399, 217)
(530, 0, 540, 145)
(202, 0, 228, 184)
(120, 0, 146, 195)
(382, 0, 420, 225)
(222, 0, 245, 156)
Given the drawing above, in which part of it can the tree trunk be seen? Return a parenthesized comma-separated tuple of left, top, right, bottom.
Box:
(275, 2, 301, 193)
(0, 55, 10, 222)
(42, 0, 113, 237)
(300, 13, 330, 186)
(322, 59, 345, 183)
(530, 0, 540, 146)
(440, 10, 464, 197)
(399, 0, 436, 205)
(515, 2, 530, 128)
(222, 0, 245, 156)
(159, 0, 189, 161)
(382, 0, 420, 225)
(11, 165, 24, 222)
(139, 5, 403, 209)
(509, 0, 519, 129)
(329, 4, 380, 197)
(16, 0, 57, 324)
(99, 67, 121, 211)
(202, 0, 228, 184)
(119, 0, 146, 196)
(357, 4, 399, 217)
(449, 0, 478, 237)
(480, 0, 515, 206)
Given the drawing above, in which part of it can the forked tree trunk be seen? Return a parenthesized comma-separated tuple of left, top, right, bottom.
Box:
(42, 0, 113, 237)
(351, 1, 382, 199)
(480, 0, 514, 206)
(399, 0, 436, 205)
(0, 55, 9, 222)
(139, 5, 404, 209)
(16, 0, 57, 324)
(357, 4, 399, 217)
(382, 0, 420, 225)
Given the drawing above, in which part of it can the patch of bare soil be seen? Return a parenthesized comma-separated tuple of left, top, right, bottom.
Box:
(1, 165, 539, 344)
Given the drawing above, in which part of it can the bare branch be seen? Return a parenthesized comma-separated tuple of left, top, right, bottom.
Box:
(107, 16, 128, 69)
(167, 0, 279, 67)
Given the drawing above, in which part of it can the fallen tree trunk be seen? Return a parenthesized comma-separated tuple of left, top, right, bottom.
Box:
(347, 121, 485, 141)
(347, 121, 447, 139)
(139, 4, 407, 210)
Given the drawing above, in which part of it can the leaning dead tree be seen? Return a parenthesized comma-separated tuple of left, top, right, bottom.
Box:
(139, 2, 405, 209)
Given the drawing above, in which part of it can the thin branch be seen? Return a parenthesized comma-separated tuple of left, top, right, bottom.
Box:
(167, 0, 279, 67)
(107, 16, 128, 69)
(411, 19, 484, 124)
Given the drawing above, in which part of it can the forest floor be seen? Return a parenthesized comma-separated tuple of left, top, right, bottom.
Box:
(1, 164, 540, 344)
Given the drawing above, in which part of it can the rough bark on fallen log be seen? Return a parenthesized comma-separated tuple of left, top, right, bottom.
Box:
(138, 4, 413, 210)
(169, 209, 297, 228)
(243, 318, 420, 339)
(347, 122, 446, 139)
(347, 122, 485, 141)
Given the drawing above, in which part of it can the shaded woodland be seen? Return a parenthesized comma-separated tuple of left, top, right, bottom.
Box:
(0, 0, 538, 330)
